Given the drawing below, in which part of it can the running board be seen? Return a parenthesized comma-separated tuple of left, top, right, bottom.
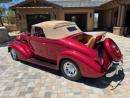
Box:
(26, 57, 58, 70)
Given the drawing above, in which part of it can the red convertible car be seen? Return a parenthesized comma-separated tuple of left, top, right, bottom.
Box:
(8, 21, 123, 81)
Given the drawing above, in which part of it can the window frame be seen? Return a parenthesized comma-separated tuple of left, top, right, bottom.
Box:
(31, 27, 45, 37)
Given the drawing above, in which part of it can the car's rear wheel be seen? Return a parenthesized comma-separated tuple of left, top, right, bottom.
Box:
(10, 48, 18, 60)
(61, 59, 81, 81)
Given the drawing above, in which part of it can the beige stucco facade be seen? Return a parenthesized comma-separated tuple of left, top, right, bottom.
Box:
(63, 8, 94, 31)
(99, 0, 130, 36)
(15, 7, 54, 31)
(12, 0, 130, 36)
(15, 7, 94, 32)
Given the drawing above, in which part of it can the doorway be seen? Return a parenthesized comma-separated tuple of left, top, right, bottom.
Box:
(124, 10, 130, 36)
(125, 10, 130, 27)
(94, 12, 99, 29)
(65, 14, 87, 31)
(26, 14, 50, 32)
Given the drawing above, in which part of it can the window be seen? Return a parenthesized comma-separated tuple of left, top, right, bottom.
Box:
(33, 27, 45, 37)
(67, 26, 77, 32)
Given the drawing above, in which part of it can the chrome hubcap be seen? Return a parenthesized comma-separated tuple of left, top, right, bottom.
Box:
(63, 62, 77, 77)
(11, 49, 17, 59)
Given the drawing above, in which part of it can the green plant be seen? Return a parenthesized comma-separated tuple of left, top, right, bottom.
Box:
(0, 0, 12, 26)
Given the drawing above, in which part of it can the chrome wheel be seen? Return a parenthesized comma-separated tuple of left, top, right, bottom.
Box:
(61, 60, 81, 81)
(10, 48, 17, 60)
(63, 62, 78, 77)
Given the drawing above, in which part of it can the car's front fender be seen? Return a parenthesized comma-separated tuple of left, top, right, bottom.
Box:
(58, 50, 104, 78)
(8, 42, 33, 60)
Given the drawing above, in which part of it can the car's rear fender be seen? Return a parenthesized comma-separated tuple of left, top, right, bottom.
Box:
(8, 42, 33, 60)
(58, 50, 104, 78)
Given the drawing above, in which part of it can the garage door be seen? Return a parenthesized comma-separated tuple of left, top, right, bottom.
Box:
(125, 11, 130, 27)
(27, 14, 50, 31)
(65, 14, 87, 31)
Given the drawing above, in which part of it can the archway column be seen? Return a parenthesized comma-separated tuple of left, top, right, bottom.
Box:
(117, 5, 126, 27)
(113, 5, 126, 35)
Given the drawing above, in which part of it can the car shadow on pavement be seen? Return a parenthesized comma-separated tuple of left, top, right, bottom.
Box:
(21, 61, 125, 89)
(78, 70, 125, 89)
(21, 61, 62, 76)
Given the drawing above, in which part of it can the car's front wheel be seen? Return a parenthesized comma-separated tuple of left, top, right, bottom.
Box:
(10, 48, 18, 60)
(61, 59, 81, 81)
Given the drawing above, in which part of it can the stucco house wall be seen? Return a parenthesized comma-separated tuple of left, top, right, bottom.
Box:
(63, 8, 94, 31)
(11, 0, 130, 36)
(100, 0, 130, 35)
(15, 7, 94, 32)
(15, 8, 54, 31)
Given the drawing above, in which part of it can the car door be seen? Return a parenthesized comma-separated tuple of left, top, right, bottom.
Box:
(30, 27, 48, 58)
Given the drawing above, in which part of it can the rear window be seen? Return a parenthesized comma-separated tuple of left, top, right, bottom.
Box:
(67, 26, 77, 32)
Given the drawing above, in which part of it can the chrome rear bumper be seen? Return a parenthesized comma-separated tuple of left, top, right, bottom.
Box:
(105, 61, 123, 78)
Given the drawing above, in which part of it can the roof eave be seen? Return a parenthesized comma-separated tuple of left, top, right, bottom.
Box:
(10, 0, 62, 10)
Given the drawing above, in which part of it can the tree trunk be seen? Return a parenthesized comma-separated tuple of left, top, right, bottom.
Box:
(0, 16, 4, 26)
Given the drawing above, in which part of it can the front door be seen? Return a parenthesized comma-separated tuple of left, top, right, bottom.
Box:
(30, 27, 48, 58)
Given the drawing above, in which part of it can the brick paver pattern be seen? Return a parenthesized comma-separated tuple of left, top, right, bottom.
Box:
(0, 33, 130, 98)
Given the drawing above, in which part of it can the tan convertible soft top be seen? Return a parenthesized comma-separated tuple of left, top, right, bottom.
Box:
(32, 20, 82, 39)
